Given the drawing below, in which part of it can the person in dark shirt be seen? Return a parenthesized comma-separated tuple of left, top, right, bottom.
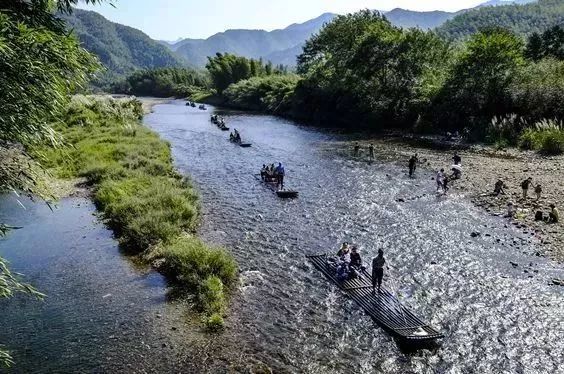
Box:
(350, 246, 363, 269)
(453, 152, 461, 165)
(493, 180, 506, 196)
(368, 144, 375, 160)
(521, 177, 533, 199)
(372, 249, 386, 293)
(408, 155, 417, 178)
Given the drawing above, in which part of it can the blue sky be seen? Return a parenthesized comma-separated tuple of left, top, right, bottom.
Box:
(78, 0, 493, 40)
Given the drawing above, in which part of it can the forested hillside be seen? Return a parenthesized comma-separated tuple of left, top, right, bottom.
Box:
(437, 0, 564, 40)
(61, 9, 185, 83)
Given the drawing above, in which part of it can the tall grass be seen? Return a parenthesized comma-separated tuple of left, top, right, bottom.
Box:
(37, 95, 237, 328)
(519, 119, 564, 155)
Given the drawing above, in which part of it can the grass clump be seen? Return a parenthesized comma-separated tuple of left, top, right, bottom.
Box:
(37, 95, 238, 328)
(519, 119, 564, 155)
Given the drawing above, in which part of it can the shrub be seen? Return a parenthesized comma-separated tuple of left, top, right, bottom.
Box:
(199, 275, 226, 315)
(519, 119, 564, 154)
(158, 237, 238, 289)
(204, 313, 225, 331)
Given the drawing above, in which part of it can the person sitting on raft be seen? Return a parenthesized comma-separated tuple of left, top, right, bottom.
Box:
(350, 246, 363, 269)
(336, 242, 349, 257)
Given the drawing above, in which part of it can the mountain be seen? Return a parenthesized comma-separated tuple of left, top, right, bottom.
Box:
(437, 0, 563, 40)
(172, 13, 336, 67)
(479, 0, 537, 6)
(384, 8, 457, 29)
(61, 9, 185, 81)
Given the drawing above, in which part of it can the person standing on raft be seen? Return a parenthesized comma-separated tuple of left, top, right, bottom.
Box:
(372, 249, 386, 293)
(275, 162, 285, 190)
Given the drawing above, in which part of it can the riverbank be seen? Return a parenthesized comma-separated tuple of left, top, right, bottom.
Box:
(36, 95, 237, 328)
(341, 137, 564, 262)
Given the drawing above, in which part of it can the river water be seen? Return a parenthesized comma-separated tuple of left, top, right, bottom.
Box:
(1, 100, 563, 373)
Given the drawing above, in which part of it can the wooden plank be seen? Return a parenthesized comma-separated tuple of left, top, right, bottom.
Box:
(308, 253, 443, 342)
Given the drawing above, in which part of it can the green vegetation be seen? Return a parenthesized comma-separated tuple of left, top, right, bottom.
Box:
(112, 67, 210, 97)
(201, 6, 563, 153)
(525, 25, 564, 61)
(206, 53, 288, 93)
(38, 95, 238, 326)
(1, 0, 107, 366)
(223, 75, 300, 114)
(519, 120, 564, 154)
(60, 9, 185, 86)
(436, 0, 564, 40)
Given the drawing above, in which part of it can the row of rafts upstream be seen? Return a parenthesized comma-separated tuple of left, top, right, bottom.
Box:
(208, 110, 299, 199)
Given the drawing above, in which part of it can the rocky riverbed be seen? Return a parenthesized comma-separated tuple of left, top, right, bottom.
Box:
(342, 137, 563, 263)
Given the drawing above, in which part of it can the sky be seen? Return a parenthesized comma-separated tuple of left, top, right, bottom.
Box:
(78, 0, 494, 41)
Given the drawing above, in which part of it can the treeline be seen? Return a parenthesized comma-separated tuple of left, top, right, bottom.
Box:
(205, 10, 564, 154)
(436, 0, 564, 40)
(206, 53, 289, 93)
(111, 67, 210, 97)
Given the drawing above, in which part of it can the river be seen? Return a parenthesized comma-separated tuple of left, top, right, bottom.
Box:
(1, 100, 563, 373)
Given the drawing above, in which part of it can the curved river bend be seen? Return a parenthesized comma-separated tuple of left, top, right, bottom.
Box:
(144, 101, 564, 373)
(0, 100, 562, 373)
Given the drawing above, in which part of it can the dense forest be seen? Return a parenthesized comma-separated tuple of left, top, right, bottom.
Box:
(60, 9, 185, 86)
(111, 67, 209, 97)
(199, 7, 564, 154)
(437, 0, 564, 40)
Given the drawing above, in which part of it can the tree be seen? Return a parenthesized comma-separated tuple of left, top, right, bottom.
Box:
(525, 32, 544, 61)
(431, 28, 525, 134)
(0, 0, 109, 367)
(525, 26, 564, 61)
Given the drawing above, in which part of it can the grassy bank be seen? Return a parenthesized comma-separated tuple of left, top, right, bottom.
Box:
(37, 95, 237, 328)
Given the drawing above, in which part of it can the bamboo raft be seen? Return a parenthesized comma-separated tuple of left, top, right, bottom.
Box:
(253, 174, 299, 198)
(307, 254, 443, 344)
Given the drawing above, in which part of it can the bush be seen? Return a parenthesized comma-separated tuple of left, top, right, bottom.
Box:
(158, 237, 238, 289)
(95, 176, 199, 249)
(519, 119, 564, 154)
(204, 313, 225, 331)
(223, 75, 300, 114)
(199, 275, 226, 315)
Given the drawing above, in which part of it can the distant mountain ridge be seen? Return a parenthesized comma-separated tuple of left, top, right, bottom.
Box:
(61, 9, 185, 81)
(168, 1, 539, 67)
(64, 0, 545, 76)
(437, 0, 563, 40)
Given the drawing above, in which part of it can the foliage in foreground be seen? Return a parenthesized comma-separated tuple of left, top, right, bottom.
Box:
(39, 95, 237, 327)
(0, 0, 107, 366)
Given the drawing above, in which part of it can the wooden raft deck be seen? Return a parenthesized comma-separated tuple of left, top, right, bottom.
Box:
(308, 254, 443, 343)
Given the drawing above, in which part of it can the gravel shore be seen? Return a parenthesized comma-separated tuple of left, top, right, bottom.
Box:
(348, 137, 563, 262)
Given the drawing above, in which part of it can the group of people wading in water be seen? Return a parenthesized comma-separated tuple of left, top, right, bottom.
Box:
(260, 163, 285, 189)
(332, 242, 387, 293)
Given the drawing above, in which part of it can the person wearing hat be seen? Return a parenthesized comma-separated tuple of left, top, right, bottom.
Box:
(548, 204, 559, 224)
(372, 249, 386, 293)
